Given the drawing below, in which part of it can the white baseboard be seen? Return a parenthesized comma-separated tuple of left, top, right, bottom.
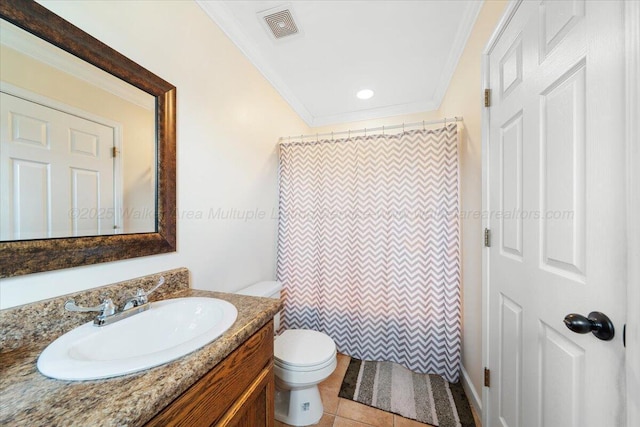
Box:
(461, 365, 482, 422)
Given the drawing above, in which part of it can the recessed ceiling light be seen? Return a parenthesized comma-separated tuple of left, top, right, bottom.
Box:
(356, 89, 374, 100)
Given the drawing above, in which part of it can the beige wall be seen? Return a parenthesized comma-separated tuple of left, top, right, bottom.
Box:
(0, 1, 309, 306)
(438, 0, 507, 402)
(0, 44, 156, 233)
(312, 0, 508, 403)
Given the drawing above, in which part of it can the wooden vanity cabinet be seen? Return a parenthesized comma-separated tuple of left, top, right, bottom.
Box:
(146, 321, 274, 427)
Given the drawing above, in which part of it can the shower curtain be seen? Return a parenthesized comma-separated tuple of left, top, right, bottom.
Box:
(277, 124, 461, 383)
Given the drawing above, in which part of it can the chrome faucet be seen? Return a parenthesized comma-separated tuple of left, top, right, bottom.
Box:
(64, 276, 166, 326)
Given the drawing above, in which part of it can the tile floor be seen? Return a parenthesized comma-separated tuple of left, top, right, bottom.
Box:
(274, 354, 481, 427)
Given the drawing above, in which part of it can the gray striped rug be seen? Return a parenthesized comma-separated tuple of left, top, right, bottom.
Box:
(339, 358, 476, 427)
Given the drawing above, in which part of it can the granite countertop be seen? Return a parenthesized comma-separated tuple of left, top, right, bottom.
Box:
(0, 288, 281, 426)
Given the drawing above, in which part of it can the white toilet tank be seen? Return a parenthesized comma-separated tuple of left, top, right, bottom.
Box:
(237, 281, 282, 331)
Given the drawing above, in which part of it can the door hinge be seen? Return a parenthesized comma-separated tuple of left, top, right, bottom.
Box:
(484, 228, 491, 247)
(112, 147, 118, 158)
(484, 88, 491, 107)
(484, 368, 491, 387)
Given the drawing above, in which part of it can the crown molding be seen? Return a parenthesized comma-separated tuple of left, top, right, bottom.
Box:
(197, 0, 483, 127)
(432, 0, 484, 109)
(196, 0, 314, 125)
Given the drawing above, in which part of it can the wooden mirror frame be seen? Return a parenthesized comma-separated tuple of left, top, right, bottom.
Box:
(0, 0, 176, 277)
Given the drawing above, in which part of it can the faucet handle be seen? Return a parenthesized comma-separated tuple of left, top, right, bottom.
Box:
(144, 276, 165, 299)
(65, 298, 116, 317)
(123, 276, 166, 310)
(138, 276, 166, 302)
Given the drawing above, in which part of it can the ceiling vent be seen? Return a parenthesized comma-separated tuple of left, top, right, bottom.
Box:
(258, 4, 301, 40)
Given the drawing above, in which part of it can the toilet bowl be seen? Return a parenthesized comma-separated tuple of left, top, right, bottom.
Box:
(237, 282, 336, 426)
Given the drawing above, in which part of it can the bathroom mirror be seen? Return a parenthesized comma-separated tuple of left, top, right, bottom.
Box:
(0, 18, 157, 240)
(0, 0, 176, 277)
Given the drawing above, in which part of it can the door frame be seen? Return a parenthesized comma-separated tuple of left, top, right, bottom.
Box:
(480, 2, 521, 425)
(480, 1, 638, 426)
(624, 1, 640, 425)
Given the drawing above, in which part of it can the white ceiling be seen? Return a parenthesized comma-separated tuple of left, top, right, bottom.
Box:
(197, 1, 483, 127)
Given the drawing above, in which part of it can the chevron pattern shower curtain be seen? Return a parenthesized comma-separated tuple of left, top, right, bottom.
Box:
(277, 124, 461, 383)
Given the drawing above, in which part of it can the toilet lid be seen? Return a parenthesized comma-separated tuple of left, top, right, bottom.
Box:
(274, 329, 336, 368)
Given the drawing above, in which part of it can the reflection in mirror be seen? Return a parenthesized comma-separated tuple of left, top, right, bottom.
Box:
(0, 0, 175, 278)
(0, 18, 156, 241)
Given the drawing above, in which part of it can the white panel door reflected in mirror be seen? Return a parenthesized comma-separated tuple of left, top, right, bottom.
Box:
(0, 18, 156, 241)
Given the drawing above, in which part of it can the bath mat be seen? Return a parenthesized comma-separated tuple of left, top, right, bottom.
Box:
(339, 358, 476, 427)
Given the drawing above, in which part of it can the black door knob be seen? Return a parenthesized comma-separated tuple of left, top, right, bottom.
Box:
(563, 312, 615, 341)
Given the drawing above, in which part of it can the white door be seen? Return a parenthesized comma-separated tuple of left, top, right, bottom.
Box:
(486, 1, 627, 426)
(0, 92, 115, 240)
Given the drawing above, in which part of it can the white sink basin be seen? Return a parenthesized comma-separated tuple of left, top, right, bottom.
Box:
(37, 297, 238, 381)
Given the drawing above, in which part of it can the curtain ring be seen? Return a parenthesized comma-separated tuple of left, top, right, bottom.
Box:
(300, 134, 303, 142)
(402, 123, 405, 134)
(444, 117, 447, 127)
(364, 128, 367, 137)
(382, 125, 385, 135)
(348, 129, 351, 139)
(331, 131, 334, 141)
(422, 120, 425, 131)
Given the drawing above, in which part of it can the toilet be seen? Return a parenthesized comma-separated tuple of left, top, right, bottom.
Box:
(237, 281, 336, 426)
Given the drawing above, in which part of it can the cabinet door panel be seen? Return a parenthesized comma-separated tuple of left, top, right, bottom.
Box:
(219, 365, 274, 427)
(146, 321, 274, 427)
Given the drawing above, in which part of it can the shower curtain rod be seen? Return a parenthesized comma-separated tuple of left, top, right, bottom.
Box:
(279, 116, 462, 142)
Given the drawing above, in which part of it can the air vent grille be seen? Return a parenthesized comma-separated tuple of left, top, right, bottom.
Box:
(263, 10, 298, 39)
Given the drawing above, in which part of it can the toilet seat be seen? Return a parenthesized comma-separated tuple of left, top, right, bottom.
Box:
(274, 329, 336, 372)
(275, 355, 335, 372)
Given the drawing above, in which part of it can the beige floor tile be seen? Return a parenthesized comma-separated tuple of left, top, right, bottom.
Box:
(323, 354, 350, 386)
(318, 353, 350, 414)
(336, 398, 393, 427)
(336, 353, 351, 373)
(393, 415, 435, 427)
(317, 413, 336, 427)
(319, 380, 340, 414)
(333, 416, 375, 427)
(471, 404, 481, 427)
(274, 412, 335, 427)
(321, 373, 345, 391)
